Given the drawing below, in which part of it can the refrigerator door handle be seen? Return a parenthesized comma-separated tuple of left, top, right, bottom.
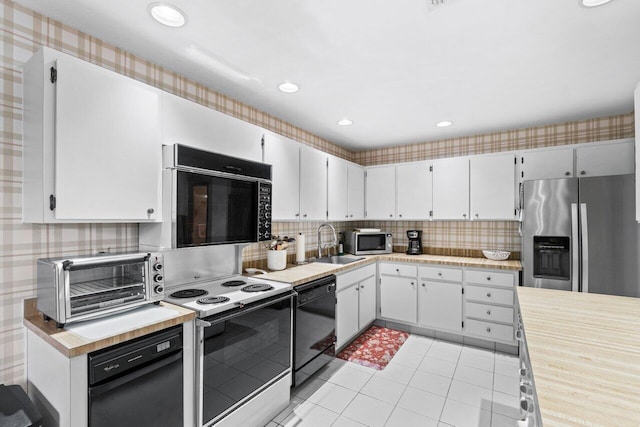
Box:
(571, 203, 580, 292)
(580, 203, 589, 293)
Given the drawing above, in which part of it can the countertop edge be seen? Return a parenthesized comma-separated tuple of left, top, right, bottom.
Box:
(23, 298, 196, 358)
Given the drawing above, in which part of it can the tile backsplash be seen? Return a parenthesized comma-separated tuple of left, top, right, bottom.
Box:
(0, 0, 634, 387)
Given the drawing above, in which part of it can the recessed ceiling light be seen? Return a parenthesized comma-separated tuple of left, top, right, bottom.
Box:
(579, 0, 614, 7)
(337, 119, 353, 126)
(278, 82, 299, 93)
(148, 3, 186, 27)
(436, 120, 453, 127)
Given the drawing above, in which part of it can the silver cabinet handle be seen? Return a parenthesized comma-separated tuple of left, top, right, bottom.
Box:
(438, 272, 442, 276)
(580, 170, 586, 175)
(463, 213, 467, 218)
(355, 287, 359, 292)
(565, 171, 571, 176)
(486, 292, 492, 297)
(389, 214, 393, 218)
(147, 208, 154, 214)
(303, 213, 307, 218)
(396, 268, 399, 272)
(475, 213, 479, 218)
(345, 215, 349, 218)
(350, 214, 353, 217)
(422, 283, 426, 287)
(399, 214, 403, 218)
(360, 285, 365, 289)
(486, 276, 491, 281)
(295, 213, 300, 217)
(410, 282, 415, 286)
(486, 327, 491, 333)
(486, 310, 491, 315)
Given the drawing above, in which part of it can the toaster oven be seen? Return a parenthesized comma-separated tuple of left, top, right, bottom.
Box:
(343, 231, 393, 255)
(36, 252, 165, 327)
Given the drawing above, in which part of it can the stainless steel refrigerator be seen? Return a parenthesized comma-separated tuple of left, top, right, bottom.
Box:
(522, 174, 640, 297)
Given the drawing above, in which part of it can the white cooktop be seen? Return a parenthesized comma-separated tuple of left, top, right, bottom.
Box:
(164, 275, 292, 318)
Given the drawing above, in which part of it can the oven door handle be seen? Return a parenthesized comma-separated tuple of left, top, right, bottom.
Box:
(195, 292, 294, 327)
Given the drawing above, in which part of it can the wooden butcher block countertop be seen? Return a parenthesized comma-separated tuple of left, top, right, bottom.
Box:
(517, 287, 640, 427)
(260, 253, 521, 286)
(23, 298, 195, 357)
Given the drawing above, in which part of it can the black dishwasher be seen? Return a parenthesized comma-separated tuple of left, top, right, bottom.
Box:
(87, 325, 183, 427)
(293, 275, 336, 387)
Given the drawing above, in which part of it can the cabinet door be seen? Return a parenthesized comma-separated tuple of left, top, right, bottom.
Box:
(160, 92, 263, 161)
(299, 145, 327, 221)
(328, 156, 349, 221)
(432, 157, 469, 220)
(54, 56, 161, 221)
(263, 132, 300, 221)
(336, 286, 360, 349)
(358, 276, 377, 328)
(519, 148, 574, 181)
(347, 163, 365, 220)
(418, 281, 462, 332)
(380, 276, 417, 323)
(365, 166, 396, 220)
(470, 153, 516, 220)
(396, 162, 432, 220)
(575, 140, 635, 177)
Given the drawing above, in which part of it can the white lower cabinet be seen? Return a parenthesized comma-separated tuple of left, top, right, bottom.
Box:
(379, 262, 418, 324)
(417, 267, 463, 333)
(336, 264, 377, 348)
(464, 268, 518, 344)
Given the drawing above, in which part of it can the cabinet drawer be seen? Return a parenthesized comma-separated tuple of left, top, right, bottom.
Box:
(465, 302, 514, 324)
(419, 265, 463, 282)
(466, 270, 514, 288)
(465, 285, 513, 306)
(379, 263, 417, 278)
(465, 319, 514, 343)
(336, 264, 376, 291)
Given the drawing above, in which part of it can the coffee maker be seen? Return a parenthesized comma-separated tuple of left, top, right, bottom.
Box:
(406, 230, 423, 255)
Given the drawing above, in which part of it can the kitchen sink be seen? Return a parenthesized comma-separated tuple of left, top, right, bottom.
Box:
(312, 256, 364, 265)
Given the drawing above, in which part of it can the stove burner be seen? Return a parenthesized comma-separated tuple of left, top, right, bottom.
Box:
(197, 296, 230, 305)
(241, 283, 274, 293)
(221, 280, 247, 287)
(170, 289, 208, 299)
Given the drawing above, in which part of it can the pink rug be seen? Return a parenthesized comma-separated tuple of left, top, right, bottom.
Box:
(336, 325, 409, 370)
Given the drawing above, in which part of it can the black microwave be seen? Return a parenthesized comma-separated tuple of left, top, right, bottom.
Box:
(141, 144, 272, 249)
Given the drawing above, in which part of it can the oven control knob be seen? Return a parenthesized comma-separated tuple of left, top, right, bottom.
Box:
(154, 285, 164, 294)
(153, 263, 163, 272)
(154, 274, 164, 282)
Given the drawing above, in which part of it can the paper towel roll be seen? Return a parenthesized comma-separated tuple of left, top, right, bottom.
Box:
(296, 233, 306, 263)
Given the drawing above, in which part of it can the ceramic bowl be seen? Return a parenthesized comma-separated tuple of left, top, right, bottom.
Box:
(482, 250, 511, 261)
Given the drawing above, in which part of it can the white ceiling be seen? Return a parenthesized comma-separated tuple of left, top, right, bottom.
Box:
(13, 0, 640, 151)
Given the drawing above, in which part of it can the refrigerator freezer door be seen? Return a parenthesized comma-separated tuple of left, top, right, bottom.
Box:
(522, 178, 578, 290)
(579, 174, 640, 297)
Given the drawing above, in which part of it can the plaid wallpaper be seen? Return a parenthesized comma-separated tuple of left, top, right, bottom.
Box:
(0, 0, 635, 387)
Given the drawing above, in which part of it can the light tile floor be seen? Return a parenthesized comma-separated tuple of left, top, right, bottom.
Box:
(268, 334, 522, 427)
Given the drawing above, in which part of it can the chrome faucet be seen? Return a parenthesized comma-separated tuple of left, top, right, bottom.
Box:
(317, 223, 338, 258)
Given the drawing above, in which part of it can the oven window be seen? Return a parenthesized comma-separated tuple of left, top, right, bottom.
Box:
(357, 234, 386, 251)
(177, 171, 258, 247)
(201, 297, 291, 424)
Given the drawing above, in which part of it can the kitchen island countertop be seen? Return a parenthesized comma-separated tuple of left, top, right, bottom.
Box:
(258, 253, 521, 286)
(517, 287, 640, 427)
(23, 298, 196, 357)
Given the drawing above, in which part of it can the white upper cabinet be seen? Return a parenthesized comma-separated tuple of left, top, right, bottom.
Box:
(160, 92, 263, 161)
(575, 139, 634, 178)
(347, 163, 366, 220)
(396, 161, 432, 220)
(470, 153, 516, 220)
(327, 155, 349, 221)
(263, 132, 300, 221)
(299, 145, 327, 221)
(23, 47, 162, 223)
(518, 147, 574, 181)
(432, 157, 470, 220)
(365, 165, 396, 220)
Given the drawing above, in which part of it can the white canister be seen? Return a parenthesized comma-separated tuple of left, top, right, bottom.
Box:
(267, 249, 287, 271)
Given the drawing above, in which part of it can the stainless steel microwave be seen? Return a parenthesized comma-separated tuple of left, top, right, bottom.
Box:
(140, 144, 272, 249)
(343, 231, 393, 255)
